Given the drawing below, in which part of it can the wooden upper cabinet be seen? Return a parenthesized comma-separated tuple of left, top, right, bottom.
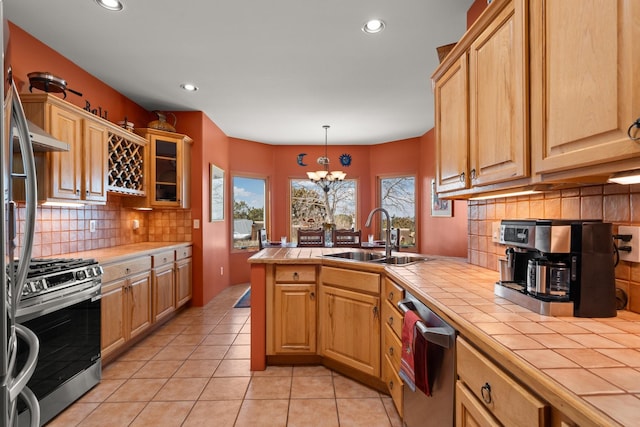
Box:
(469, 0, 527, 186)
(530, 0, 640, 175)
(48, 104, 83, 201)
(435, 54, 469, 193)
(83, 119, 108, 203)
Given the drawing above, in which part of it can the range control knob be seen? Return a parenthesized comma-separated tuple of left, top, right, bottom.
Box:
(75, 270, 87, 281)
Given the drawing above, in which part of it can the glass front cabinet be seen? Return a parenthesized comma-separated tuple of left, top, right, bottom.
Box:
(128, 128, 192, 209)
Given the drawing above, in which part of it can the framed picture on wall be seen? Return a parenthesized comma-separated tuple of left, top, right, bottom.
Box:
(431, 179, 452, 217)
(210, 164, 224, 221)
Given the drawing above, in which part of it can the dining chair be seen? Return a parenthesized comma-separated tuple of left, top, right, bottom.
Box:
(297, 228, 325, 247)
(333, 229, 362, 248)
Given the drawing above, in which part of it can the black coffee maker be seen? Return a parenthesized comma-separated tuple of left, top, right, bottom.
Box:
(499, 219, 617, 318)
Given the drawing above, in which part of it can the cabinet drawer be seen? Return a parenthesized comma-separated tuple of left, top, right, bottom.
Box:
(457, 337, 548, 427)
(383, 354, 403, 418)
(384, 278, 404, 307)
(176, 245, 192, 260)
(384, 323, 402, 372)
(102, 256, 151, 283)
(382, 299, 403, 339)
(275, 265, 316, 283)
(152, 250, 175, 267)
(321, 266, 380, 294)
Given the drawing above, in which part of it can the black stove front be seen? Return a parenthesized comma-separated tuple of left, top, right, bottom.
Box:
(16, 258, 102, 426)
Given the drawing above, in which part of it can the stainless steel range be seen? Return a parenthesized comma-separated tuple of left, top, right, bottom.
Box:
(16, 258, 102, 426)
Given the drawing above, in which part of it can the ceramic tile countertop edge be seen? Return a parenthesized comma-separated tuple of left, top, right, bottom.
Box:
(249, 248, 640, 427)
(56, 241, 192, 264)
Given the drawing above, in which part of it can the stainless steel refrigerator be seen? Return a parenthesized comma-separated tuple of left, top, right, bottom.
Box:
(1, 1, 40, 424)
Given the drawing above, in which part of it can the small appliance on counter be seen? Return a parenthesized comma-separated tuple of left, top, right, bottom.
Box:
(496, 219, 617, 317)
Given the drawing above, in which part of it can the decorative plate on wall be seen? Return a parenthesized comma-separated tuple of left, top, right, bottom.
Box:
(339, 153, 352, 167)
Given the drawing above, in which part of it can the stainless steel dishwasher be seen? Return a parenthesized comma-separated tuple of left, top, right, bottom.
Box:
(398, 291, 456, 427)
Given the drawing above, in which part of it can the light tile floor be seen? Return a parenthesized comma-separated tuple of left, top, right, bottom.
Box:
(47, 284, 402, 427)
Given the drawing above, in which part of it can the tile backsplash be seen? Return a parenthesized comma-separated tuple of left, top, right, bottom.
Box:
(468, 183, 640, 313)
(16, 194, 191, 257)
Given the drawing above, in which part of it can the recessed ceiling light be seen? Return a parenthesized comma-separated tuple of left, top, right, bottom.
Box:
(94, 0, 123, 11)
(362, 19, 385, 34)
(180, 83, 198, 92)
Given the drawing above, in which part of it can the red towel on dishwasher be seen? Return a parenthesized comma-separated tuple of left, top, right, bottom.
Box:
(414, 329, 431, 396)
(399, 310, 420, 392)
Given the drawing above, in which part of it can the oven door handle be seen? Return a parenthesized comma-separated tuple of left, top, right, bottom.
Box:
(8, 324, 39, 402)
(398, 300, 455, 349)
(11, 386, 40, 427)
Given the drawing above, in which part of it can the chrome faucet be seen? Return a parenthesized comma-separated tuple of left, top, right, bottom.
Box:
(365, 207, 392, 259)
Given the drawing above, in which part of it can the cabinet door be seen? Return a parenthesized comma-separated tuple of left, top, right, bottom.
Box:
(274, 283, 316, 354)
(128, 271, 152, 340)
(319, 285, 380, 377)
(150, 135, 182, 207)
(531, 0, 640, 174)
(175, 257, 192, 308)
(153, 265, 175, 322)
(49, 104, 82, 200)
(435, 54, 469, 193)
(456, 381, 501, 427)
(82, 120, 108, 202)
(469, 0, 527, 186)
(100, 279, 126, 359)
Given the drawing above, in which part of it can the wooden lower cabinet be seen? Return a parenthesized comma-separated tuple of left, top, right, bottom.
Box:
(153, 263, 175, 322)
(273, 283, 316, 353)
(175, 256, 192, 308)
(267, 264, 317, 355)
(101, 266, 152, 360)
(319, 266, 381, 377)
(456, 337, 548, 427)
(381, 278, 405, 416)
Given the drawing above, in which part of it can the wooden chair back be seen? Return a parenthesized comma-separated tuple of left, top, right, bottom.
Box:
(333, 229, 362, 248)
(297, 228, 325, 247)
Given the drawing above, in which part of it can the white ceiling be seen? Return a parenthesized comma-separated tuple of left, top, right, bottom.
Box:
(5, 0, 472, 145)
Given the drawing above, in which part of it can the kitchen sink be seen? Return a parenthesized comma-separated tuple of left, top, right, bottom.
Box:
(323, 251, 387, 262)
(323, 251, 428, 266)
(370, 255, 428, 265)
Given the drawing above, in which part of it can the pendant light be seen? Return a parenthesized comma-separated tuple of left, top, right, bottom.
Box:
(306, 125, 346, 192)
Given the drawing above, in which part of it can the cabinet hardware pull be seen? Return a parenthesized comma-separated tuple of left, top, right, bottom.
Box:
(373, 306, 379, 318)
(389, 347, 394, 356)
(470, 168, 476, 180)
(459, 172, 465, 183)
(293, 272, 299, 281)
(310, 292, 315, 300)
(388, 291, 394, 300)
(163, 257, 167, 263)
(125, 268, 130, 274)
(388, 316, 393, 325)
(389, 380, 394, 390)
(76, 189, 80, 195)
(481, 382, 492, 404)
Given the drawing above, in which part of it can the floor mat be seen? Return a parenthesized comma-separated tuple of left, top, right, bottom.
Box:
(233, 288, 251, 308)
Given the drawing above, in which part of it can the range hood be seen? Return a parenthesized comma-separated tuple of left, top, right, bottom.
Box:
(13, 119, 70, 152)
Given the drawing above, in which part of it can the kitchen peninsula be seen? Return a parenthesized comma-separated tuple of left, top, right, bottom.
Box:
(249, 247, 640, 427)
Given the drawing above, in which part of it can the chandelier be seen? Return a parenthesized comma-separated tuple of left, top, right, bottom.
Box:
(307, 125, 346, 192)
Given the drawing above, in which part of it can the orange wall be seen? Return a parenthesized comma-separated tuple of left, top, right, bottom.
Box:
(8, 23, 150, 128)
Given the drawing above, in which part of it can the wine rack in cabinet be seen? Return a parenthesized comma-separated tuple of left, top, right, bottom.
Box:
(107, 130, 148, 196)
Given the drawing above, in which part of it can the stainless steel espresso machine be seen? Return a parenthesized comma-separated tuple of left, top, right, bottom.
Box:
(496, 219, 617, 318)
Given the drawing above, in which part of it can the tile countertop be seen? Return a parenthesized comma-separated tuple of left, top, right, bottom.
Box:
(249, 248, 640, 427)
(55, 241, 192, 264)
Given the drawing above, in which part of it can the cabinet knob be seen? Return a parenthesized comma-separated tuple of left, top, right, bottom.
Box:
(373, 306, 379, 318)
(388, 291, 394, 300)
(125, 267, 130, 274)
(293, 272, 299, 281)
(470, 168, 477, 180)
(163, 257, 167, 263)
(459, 172, 465, 183)
(480, 382, 492, 404)
(388, 316, 394, 326)
(389, 380, 394, 390)
(76, 189, 80, 195)
(310, 292, 315, 300)
(388, 346, 394, 356)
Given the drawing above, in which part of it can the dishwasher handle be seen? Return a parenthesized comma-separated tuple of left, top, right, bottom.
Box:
(398, 300, 455, 349)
